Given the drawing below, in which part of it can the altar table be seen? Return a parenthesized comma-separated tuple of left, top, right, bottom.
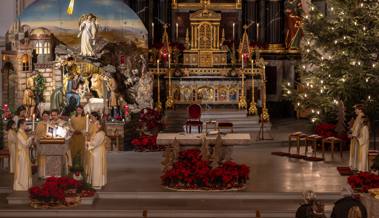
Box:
(157, 133, 251, 146)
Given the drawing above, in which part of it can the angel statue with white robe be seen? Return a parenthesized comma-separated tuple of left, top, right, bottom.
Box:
(78, 14, 97, 57)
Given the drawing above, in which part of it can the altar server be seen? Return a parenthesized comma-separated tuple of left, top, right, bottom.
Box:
(69, 106, 86, 162)
(6, 120, 17, 173)
(86, 120, 107, 189)
(14, 119, 34, 191)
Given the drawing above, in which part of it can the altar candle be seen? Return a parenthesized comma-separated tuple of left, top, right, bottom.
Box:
(256, 23, 260, 42)
(168, 54, 171, 69)
(32, 114, 35, 132)
(176, 23, 179, 41)
(241, 55, 244, 69)
(233, 22, 235, 41)
(152, 22, 155, 44)
(157, 60, 160, 99)
(86, 114, 89, 133)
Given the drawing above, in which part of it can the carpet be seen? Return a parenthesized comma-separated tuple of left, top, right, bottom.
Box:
(303, 156, 324, 162)
(271, 152, 290, 157)
(337, 166, 354, 176)
(288, 154, 308, 159)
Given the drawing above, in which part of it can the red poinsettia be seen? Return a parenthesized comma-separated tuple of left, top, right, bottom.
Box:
(348, 172, 379, 193)
(161, 149, 250, 190)
(131, 134, 164, 152)
(29, 176, 95, 204)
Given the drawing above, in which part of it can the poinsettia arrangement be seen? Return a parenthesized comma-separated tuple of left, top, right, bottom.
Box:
(315, 123, 337, 138)
(139, 108, 163, 132)
(161, 149, 250, 190)
(314, 123, 348, 141)
(131, 108, 164, 152)
(131, 134, 164, 152)
(348, 172, 379, 193)
(29, 176, 96, 207)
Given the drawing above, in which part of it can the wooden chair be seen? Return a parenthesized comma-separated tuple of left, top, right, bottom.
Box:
(322, 137, 343, 160)
(185, 104, 203, 133)
(288, 132, 308, 154)
(305, 134, 323, 157)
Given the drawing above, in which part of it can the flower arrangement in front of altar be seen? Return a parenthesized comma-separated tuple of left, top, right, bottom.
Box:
(348, 172, 379, 193)
(28, 176, 96, 208)
(161, 149, 250, 190)
(131, 134, 164, 152)
(131, 108, 164, 152)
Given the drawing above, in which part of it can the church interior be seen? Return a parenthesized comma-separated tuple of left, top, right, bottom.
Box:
(0, 0, 379, 217)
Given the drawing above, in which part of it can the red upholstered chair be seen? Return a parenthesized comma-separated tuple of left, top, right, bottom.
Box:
(185, 104, 203, 133)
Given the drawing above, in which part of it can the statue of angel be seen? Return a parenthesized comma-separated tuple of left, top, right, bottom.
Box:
(78, 13, 97, 56)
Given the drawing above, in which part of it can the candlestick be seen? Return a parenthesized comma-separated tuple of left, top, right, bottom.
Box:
(176, 23, 179, 41)
(249, 60, 257, 115)
(233, 22, 235, 42)
(85, 114, 89, 133)
(156, 60, 162, 111)
(32, 113, 35, 132)
(152, 22, 155, 44)
(168, 54, 171, 96)
(166, 55, 174, 109)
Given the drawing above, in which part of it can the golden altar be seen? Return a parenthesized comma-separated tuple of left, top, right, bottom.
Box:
(183, 1, 227, 67)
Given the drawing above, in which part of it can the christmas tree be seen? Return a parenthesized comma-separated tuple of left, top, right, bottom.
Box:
(283, 0, 379, 125)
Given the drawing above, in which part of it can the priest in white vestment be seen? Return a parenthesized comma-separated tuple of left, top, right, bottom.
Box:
(14, 119, 34, 191)
(86, 120, 107, 189)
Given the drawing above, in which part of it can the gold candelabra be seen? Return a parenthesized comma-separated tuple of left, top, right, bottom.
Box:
(155, 60, 162, 111)
(238, 57, 247, 110)
(249, 59, 257, 115)
(166, 54, 174, 109)
(261, 65, 270, 122)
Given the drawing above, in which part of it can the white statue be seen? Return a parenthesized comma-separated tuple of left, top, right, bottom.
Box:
(78, 14, 97, 56)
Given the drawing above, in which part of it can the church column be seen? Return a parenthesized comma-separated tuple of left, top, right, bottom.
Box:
(195, 24, 198, 49)
(266, 0, 283, 44)
(216, 24, 220, 48)
(191, 24, 194, 48)
(258, 0, 266, 44)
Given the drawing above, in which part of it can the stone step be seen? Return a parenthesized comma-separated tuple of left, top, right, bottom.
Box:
(97, 191, 341, 201)
(165, 118, 260, 125)
(1, 192, 341, 217)
(0, 209, 331, 218)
